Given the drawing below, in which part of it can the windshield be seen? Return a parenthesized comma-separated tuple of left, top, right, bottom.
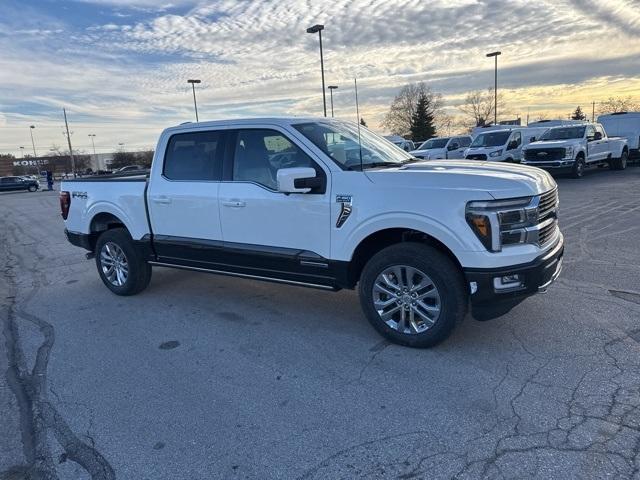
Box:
(293, 121, 413, 170)
(470, 131, 511, 147)
(540, 126, 586, 141)
(417, 138, 448, 149)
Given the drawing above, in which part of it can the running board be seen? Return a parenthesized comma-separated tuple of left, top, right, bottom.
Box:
(148, 261, 338, 291)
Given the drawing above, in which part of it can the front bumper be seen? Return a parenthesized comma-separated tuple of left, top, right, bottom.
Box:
(464, 234, 564, 320)
(522, 160, 574, 172)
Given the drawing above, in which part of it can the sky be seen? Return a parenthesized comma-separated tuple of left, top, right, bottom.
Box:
(1, 0, 639, 157)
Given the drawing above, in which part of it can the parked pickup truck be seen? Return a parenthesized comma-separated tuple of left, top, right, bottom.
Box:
(60, 118, 564, 348)
(409, 135, 472, 160)
(522, 123, 629, 178)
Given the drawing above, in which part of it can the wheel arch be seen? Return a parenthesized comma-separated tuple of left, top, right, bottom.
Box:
(86, 210, 132, 251)
(345, 227, 465, 288)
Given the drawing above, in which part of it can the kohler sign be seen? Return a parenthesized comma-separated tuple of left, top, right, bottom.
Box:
(13, 159, 49, 167)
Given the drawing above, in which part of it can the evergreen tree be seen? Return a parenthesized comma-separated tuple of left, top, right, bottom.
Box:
(360, 117, 367, 127)
(571, 106, 586, 120)
(410, 94, 436, 141)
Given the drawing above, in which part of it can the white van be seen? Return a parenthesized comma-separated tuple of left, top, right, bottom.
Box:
(465, 128, 548, 162)
(598, 112, 640, 160)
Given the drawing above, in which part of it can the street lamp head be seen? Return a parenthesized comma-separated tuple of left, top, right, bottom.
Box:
(187, 79, 201, 84)
(30, 125, 35, 129)
(328, 85, 338, 90)
(486, 51, 502, 57)
(306, 24, 324, 34)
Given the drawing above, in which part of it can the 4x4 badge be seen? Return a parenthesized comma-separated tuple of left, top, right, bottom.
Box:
(336, 195, 352, 228)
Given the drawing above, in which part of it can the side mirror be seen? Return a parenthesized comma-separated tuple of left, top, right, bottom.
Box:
(594, 132, 603, 141)
(277, 167, 319, 193)
(530, 137, 536, 143)
(448, 143, 459, 151)
(508, 141, 519, 150)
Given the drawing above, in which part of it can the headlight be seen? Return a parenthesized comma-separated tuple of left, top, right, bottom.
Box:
(489, 149, 503, 158)
(564, 146, 574, 159)
(466, 197, 537, 252)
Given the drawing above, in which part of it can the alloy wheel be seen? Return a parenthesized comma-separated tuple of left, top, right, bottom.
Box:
(372, 265, 441, 334)
(100, 242, 129, 287)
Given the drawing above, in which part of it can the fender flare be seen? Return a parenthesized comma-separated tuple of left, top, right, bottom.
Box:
(337, 212, 475, 263)
(85, 201, 141, 239)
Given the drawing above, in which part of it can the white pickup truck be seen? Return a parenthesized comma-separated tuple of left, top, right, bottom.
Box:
(522, 123, 629, 178)
(409, 136, 472, 160)
(60, 118, 563, 348)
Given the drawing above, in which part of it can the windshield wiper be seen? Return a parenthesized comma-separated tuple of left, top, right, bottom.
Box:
(361, 161, 403, 170)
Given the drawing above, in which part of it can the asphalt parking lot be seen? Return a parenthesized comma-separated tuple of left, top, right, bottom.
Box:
(1, 167, 639, 480)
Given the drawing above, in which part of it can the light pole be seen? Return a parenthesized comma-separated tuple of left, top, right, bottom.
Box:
(306, 24, 327, 117)
(29, 125, 37, 157)
(328, 85, 338, 117)
(187, 79, 201, 122)
(486, 51, 501, 125)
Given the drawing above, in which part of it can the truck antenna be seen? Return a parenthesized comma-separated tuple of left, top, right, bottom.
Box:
(355, 77, 363, 171)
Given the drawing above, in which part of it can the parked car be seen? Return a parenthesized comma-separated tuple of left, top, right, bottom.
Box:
(114, 165, 147, 174)
(598, 112, 640, 160)
(521, 123, 628, 178)
(465, 128, 549, 163)
(60, 117, 563, 348)
(384, 135, 415, 152)
(0, 176, 39, 192)
(410, 136, 472, 160)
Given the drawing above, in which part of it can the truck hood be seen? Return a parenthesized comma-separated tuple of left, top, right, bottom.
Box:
(365, 160, 555, 199)
(410, 147, 446, 157)
(526, 140, 579, 149)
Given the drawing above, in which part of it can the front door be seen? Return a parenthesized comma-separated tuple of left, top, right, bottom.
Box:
(218, 127, 332, 286)
(147, 129, 226, 265)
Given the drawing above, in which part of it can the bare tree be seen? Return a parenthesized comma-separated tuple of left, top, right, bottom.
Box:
(598, 97, 639, 114)
(458, 88, 505, 127)
(382, 82, 443, 137)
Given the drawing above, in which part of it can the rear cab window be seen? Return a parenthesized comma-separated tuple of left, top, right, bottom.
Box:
(163, 130, 225, 181)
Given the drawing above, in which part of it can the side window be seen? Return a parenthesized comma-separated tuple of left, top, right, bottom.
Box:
(459, 137, 471, 147)
(595, 125, 605, 137)
(0, 178, 11, 184)
(513, 132, 522, 147)
(586, 126, 596, 140)
(163, 130, 223, 181)
(232, 129, 314, 190)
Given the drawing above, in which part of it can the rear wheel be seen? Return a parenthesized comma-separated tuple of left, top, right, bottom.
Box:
(28, 185, 37, 192)
(358, 243, 467, 348)
(572, 156, 585, 178)
(611, 150, 628, 170)
(94, 228, 151, 295)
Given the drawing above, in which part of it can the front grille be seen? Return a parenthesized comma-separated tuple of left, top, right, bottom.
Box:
(466, 154, 487, 160)
(538, 220, 557, 246)
(525, 148, 565, 161)
(538, 188, 559, 221)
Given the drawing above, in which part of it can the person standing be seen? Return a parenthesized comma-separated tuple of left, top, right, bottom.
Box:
(46, 171, 54, 191)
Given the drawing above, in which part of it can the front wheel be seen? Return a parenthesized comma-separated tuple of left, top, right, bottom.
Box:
(28, 185, 38, 192)
(95, 228, 151, 295)
(358, 243, 467, 348)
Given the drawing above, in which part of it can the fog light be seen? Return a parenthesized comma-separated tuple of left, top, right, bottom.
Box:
(493, 274, 524, 290)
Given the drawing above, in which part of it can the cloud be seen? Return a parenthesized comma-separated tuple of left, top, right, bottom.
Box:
(1, 0, 640, 155)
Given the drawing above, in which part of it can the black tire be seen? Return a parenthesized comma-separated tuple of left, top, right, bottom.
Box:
(94, 228, 151, 295)
(358, 242, 467, 348)
(611, 150, 628, 170)
(572, 156, 585, 178)
(28, 185, 37, 192)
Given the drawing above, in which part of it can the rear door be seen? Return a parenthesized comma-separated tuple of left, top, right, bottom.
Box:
(147, 129, 226, 265)
(218, 126, 332, 285)
(595, 124, 611, 160)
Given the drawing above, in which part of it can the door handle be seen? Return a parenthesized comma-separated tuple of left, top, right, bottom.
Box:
(222, 200, 246, 208)
(152, 196, 171, 204)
